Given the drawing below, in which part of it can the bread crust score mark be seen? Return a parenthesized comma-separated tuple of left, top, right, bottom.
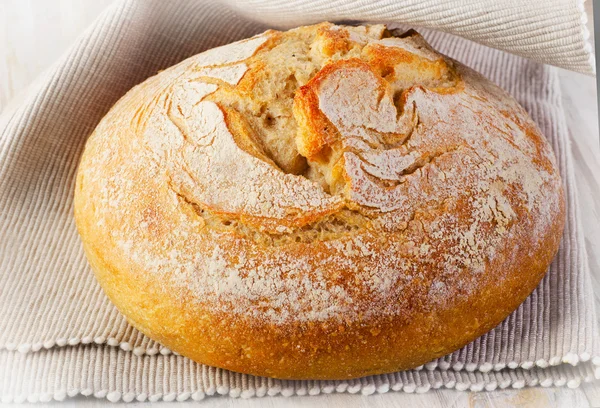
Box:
(74, 22, 566, 379)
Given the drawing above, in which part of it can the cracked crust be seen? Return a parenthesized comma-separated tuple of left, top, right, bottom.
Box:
(74, 23, 565, 379)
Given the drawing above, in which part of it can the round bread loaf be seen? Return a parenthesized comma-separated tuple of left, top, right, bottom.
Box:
(74, 23, 565, 379)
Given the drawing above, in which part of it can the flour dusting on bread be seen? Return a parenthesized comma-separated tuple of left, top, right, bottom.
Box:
(76, 23, 564, 327)
(193, 63, 248, 85)
(191, 34, 269, 67)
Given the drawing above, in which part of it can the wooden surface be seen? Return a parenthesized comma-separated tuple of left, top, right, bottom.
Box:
(1, 1, 599, 407)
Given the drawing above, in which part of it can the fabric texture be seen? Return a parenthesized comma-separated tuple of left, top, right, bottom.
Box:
(0, 0, 598, 402)
(223, 0, 596, 75)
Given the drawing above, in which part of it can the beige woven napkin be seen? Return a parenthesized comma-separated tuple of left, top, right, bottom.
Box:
(224, 0, 596, 74)
(0, 0, 598, 402)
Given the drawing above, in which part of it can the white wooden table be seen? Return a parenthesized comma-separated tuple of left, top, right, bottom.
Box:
(1, 1, 599, 407)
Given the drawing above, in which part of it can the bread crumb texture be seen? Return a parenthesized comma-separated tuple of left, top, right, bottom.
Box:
(75, 23, 564, 377)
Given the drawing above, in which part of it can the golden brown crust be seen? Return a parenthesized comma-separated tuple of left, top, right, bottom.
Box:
(74, 23, 565, 379)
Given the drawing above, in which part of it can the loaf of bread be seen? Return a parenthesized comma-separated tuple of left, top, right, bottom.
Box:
(74, 23, 565, 379)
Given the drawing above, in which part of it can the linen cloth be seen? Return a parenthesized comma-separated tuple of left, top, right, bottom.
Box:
(0, 0, 598, 402)
(224, 0, 596, 75)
